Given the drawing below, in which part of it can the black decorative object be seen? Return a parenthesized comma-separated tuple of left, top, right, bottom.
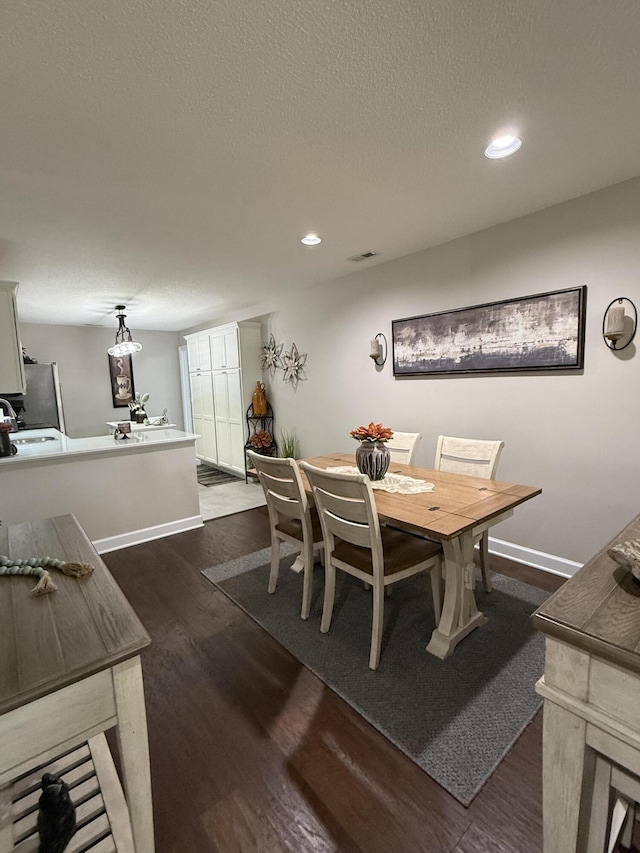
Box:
(393, 286, 587, 376)
(602, 297, 637, 351)
(355, 441, 391, 481)
(37, 773, 76, 853)
(245, 401, 277, 481)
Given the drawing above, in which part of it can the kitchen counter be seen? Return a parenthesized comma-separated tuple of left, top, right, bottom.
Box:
(1, 426, 194, 465)
(0, 427, 203, 551)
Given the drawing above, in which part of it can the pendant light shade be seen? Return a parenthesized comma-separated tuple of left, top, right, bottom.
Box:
(107, 305, 142, 357)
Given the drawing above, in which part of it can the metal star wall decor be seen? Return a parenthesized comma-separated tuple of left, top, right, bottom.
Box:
(281, 342, 307, 389)
(261, 334, 283, 376)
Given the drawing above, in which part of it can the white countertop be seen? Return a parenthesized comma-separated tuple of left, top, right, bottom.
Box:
(0, 427, 199, 466)
(105, 419, 177, 431)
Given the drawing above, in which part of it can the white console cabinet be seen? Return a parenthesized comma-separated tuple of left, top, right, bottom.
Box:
(185, 322, 261, 475)
(0, 281, 26, 394)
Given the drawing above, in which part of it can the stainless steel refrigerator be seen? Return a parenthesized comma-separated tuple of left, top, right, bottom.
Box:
(21, 363, 66, 431)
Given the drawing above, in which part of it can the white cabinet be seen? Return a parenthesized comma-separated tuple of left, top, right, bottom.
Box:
(186, 332, 212, 372)
(184, 322, 261, 475)
(189, 370, 217, 464)
(213, 369, 245, 473)
(211, 324, 240, 370)
(0, 281, 26, 393)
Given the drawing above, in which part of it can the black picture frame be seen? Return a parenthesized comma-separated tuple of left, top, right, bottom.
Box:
(392, 286, 587, 376)
(108, 354, 136, 407)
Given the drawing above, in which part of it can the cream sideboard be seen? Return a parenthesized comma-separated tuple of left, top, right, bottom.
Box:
(0, 514, 154, 852)
(184, 322, 261, 476)
(533, 512, 640, 853)
(0, 281, 25, 394)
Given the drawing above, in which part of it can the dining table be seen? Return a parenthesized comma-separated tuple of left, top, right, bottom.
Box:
(301, 453, 542, 659)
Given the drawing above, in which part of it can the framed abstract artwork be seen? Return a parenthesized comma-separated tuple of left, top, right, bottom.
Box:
(392, 286, 587, 376)
(108, 354, 136, 407)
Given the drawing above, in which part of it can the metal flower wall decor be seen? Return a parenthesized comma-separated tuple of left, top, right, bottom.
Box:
(281, 342, 307, 389)
(261, 334, 284, 376)
(261, 334, 307, 389)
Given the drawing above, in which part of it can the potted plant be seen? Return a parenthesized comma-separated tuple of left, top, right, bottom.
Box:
(129, 392, 150, 423)
(278, 429, 298, 459)
(349, 421, 394, 480)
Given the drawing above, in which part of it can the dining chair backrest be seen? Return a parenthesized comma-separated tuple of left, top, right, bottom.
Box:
(247, 451, 310, 523)
(434, 435, 504, 480)
(386, 431, 421, 465)
(248, 451, 323, 619)
(300, 462, 384, 572)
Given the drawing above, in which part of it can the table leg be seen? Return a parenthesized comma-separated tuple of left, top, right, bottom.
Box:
(540, 701, 595, 853)
(426, 532, 486, 659)
(112, 656, 155, 852)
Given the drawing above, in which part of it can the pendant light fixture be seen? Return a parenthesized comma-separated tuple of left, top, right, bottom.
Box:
(107, 305, 142, 357)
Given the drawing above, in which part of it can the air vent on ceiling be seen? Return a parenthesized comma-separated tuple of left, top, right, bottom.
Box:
(347, 251, 377, 262)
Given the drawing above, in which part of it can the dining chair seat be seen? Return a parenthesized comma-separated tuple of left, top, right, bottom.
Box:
(334, 527, 442, 577)
(300, 461, 442, 670)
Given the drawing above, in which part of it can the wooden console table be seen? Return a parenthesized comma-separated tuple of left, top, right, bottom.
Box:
(0, 514, 154, 852)
(533, 512, 640, 853)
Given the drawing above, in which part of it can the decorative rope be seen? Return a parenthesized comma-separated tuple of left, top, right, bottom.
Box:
(0, 556, 94, 596)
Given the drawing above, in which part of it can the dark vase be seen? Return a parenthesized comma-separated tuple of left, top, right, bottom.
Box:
(355, 441, 390, 481)
(0, 430, 13, 457)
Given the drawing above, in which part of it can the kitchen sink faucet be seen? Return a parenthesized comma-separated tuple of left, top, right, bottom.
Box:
(0, 399, 19, 432)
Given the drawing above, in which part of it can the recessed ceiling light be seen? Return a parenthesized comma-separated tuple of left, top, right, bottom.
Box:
(484, 135, 522, 159)
(301, 233, 321, 245)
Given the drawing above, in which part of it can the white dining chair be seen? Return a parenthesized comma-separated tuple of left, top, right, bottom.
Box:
(300, 461, 442, 670)
(386, 431, 421, 465)
(434, 435, 504, 592)
(247, 450, 323, 619)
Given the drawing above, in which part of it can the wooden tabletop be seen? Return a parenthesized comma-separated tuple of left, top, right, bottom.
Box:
(0, 514, 150, 715)
(301, 453, 541, 540)
(533, 512, 640, 675)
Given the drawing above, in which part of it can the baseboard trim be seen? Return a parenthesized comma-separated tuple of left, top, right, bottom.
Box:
(488, 536, 582, 578)
(93, 515, 204, 554)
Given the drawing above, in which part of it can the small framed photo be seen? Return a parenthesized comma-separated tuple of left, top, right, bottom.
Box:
(109, 354, 136, 407)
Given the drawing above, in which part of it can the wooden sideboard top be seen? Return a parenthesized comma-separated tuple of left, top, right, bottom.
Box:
(0, 514, 150, 714)
(533, 512, 640, 674)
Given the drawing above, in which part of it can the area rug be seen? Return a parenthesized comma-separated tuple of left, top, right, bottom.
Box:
(202, 548, 548, 806)
(196, 463, 239, 487)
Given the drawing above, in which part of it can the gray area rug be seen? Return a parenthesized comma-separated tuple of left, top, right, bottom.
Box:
(202, 547, 547, 805)
(196, 464, 239, 487)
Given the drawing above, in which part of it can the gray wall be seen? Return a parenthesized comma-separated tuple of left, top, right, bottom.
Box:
(18, 324, 184, 438)
(193, 177, 640, 566)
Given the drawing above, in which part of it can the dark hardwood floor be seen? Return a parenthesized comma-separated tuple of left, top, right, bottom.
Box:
(103, 508, 567, 853)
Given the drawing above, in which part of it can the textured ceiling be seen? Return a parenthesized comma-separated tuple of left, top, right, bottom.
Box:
(1, 0, 639, 331)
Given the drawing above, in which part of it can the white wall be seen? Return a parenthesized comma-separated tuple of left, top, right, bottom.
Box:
(18, 324, 184, 438)
(189, 177, 640, 566)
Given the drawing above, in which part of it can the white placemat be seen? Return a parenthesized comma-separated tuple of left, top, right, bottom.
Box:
(327, 466, 435, 494)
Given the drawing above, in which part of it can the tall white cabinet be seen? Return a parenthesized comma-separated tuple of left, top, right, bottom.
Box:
(0, 281, 26, 393)
(184, 322, 261, 476)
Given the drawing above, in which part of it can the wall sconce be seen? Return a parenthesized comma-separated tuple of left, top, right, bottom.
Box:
(369, 333, 387, 367)
(602, 298, 637, 351)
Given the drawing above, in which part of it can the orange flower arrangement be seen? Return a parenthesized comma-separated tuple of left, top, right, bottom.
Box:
(349, 422, 393, 443)
(249, 430, 273, 449)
